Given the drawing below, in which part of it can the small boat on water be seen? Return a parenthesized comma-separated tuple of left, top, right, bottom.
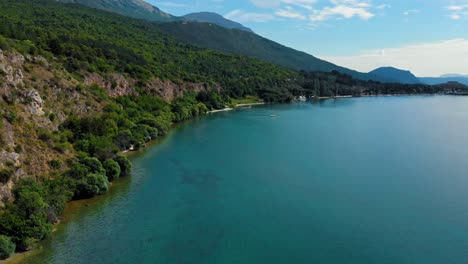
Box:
(270, 114, 277, 117)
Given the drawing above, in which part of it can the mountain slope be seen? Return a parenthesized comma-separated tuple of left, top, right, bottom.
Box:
(419, 77, 468, 85)
(157, 21, 385, 81)
(60, 0, 385, 82)
(369, 67, 421, 84)
(58, 0, 177, 21)
(183, 12, 253, 32)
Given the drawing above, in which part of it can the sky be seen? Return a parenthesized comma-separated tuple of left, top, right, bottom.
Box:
(151, 0, 468, 77)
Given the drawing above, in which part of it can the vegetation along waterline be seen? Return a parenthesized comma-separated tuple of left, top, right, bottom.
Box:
(0, 0, 467, 261)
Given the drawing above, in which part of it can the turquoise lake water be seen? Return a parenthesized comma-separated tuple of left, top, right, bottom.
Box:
(24, 96, 468, 264)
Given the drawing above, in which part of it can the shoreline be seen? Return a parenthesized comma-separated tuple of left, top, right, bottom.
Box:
(207, 102, 265, 114)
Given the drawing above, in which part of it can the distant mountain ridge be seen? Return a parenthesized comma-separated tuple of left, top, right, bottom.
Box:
(369, 67, 421, 84)
(419, 77, 468, 85)
(440, 74, 468, 78)
(183, 12, 253, 32)
(368, 66, 468, 85)
(57, 0, 177, 21)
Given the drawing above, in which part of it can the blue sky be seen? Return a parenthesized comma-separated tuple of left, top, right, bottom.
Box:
(151, 0, 468, 76)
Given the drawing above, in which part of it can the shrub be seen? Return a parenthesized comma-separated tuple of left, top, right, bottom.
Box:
(74, 174, 109, 199)
(4, 111, 16, 123)
(68, 162, 89, 180)
(0, 169, 13, 184)
(81, 157, 105, 175)
(114, 156, 132, 177)
(49, 160, 61, 169)
(48, 112, 57, 122)
(103, 159, 121, 182)
(0, 235, 15, 260)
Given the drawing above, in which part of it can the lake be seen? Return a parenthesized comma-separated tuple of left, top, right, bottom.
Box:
(21, 96, 468, 264)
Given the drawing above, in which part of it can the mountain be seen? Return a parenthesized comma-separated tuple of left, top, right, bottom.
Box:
(440, 74, 468, 78)
(58, 0, 177, 21)
(183, 12, 253, 32)
(419, 77, 468, 85)
(60, 0, 385, 82)
(369, 67, 421, 84)
(157, 21, 386, 81)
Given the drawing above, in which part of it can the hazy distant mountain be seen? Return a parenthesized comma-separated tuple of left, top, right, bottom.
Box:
(183, 12, 253, 32)
(369, 67, 421, 84)
(419, 77, 468, 85)
(58, 0, 177, 21)
(439, 74, 468, 78)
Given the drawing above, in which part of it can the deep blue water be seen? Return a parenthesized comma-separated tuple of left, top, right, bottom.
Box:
(24, 96, 468, 264)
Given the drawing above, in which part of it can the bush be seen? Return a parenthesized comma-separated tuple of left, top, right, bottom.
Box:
(48, 160, 61, 169)
(103, 159, 121, 181)
(114, 156, 132, 177)
(4, 111, 16, 123)
(68, 162, 89, 180)
(0, 235, 15, 260)
(0, 169, 13, 184)
(81, 157, 105, 175)
(74, 174, 109, 199)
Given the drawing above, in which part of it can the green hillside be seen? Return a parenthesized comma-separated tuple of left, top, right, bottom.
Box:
(60, 0, 384, 81)
(0, 0, 298, 99)
(157, 21, 385, 81)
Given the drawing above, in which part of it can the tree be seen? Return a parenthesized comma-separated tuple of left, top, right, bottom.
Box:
(103, 159, 121, 181)
(75, 174, 109, 199)
(114, 156, 132, 177)
(81, 157, 106, 175)
(0, 235, 15, 260)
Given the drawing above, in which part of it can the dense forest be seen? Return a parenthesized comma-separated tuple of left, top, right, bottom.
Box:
(0, 0, 298, 101)
(0, 0, 467, 259)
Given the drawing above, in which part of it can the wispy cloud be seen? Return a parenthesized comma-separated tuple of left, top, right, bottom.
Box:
(225, 9, 274, 22)
(276, 6, 307, 20)
(319, 39, 468, 76)
(309, 1, 374, 23)
(244, 0, 375, 28)
(446, 2, 468, 19)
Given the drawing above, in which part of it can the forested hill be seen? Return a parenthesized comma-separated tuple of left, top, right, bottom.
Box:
(56, 0, 384, 82)
(156, 21, 385, 81)
(0, 0, 298, 100)
(369, 67, 421, 84)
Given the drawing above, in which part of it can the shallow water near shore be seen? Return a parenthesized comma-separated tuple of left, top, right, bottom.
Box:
(20, 96, 468, 264)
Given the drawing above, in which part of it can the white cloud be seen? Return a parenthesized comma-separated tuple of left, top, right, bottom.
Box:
(276, 6, 307, 20)
(446, 2, 468, 19)
(225, 9, 274, 22)
(376, 4, 390, 10)
(319, 39, 468, 77)
(282, 0, 317, 10)
(403, 9, 419, 16)
(307, 0, 374, 25)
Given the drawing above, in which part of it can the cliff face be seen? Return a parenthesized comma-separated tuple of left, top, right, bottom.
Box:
(0, 49, 208, 206)
(83, 73, 210, 101)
